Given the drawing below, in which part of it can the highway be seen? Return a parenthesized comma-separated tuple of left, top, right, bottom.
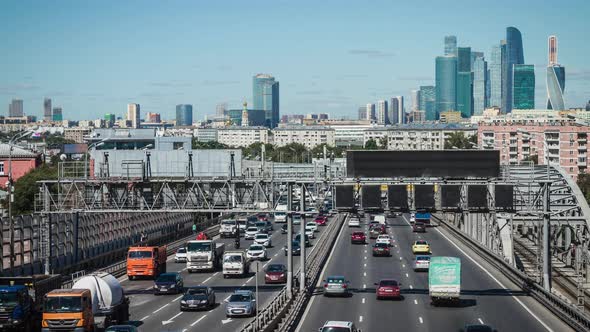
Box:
(121, 215, 336, 332)
(296, 214, 574, 332)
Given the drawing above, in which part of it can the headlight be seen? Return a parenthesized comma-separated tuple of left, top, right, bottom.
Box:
(154, 285, 158, 289)
(180, 300, 186, 304)
(200, 300, 207, 304)
(11, 319, 20, 325)
(170, 285, 176, 288)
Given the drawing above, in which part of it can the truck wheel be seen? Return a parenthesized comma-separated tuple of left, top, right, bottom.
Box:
(129, 275, 134, 280)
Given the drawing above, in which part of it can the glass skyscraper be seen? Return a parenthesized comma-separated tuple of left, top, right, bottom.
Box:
(512, 65, 535, 109)
(546, 36, 565, 110)
(419, 86, 436, 120)
(176, 104, 193, 126)
(252, 74, 280, 128)
(444, 36, 457, 56)
(489, 44, 503, 108)
(473, 55, 487, 116)
(456, 47, 472, 118)
(435, 56, 457, 116)
(502, 27, 524, 113)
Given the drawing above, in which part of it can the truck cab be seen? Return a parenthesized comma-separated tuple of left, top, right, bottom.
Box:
(220, 219, 238, 238)
(42, 289, 94, 332)
(223, 251, 250, 278)
(0, 285, 32, 330)
(127, 246, 167, 280)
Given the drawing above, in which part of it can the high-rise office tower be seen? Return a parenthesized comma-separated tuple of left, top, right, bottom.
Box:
(489, 43, 503, 108)
(473, 54, 488, 116)
(513, 64, 535, 109)
(502, 27, 524, 113)
(52, 107, 63, 121)
(586, 100, 590, 112)
(376, 100, 388, 124)
(411, 90, 420, 112)
(8, 99, 23, 117)
(127, 103, 141, 128)
(146, 112, 161, 123)
(252, 74, 280, 128)
(444, 36, 457, 56)
(471, 52, 484, 70)
(435, 56, 457, 116)
(44, 98, 52, 121)
(176, 104, 193, 126)
(389, 97, 404, 124)
(358, 106, 367, 120)
(216, 103, 228, 117)
(366, 103, 376, 121)
(456, 47, 472, 118)
(546, 35, 566, 110)
(485, 68, 491, 107)
(419, 86, 436, 120)
(104, 113, 116, 127)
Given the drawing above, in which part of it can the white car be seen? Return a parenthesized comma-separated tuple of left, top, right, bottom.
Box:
(348, 216, 360, 227)
(246, 244, 267, 260)
(245, 227, 259, 240)
(305, 226, 315, 239)
(376, 234, 392, 246)
(409, 215, 416, 223)
(306, 221, 318, 232)
(254, 233, 272, 247)
(292, 214, 302, 225)
(174, 247, 187, 263)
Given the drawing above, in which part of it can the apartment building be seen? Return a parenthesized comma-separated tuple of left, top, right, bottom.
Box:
(364, 124, 478, 151)
(217, 126, 269, 147)
(272, 126, 335, 149)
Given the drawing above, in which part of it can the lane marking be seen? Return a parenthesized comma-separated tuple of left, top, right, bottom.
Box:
(359, 315, 363, 323)
(242, 282, 247, 286)
(145, 286, 153, 291)
(364, 256, 367, 260)
(173, 295, 183, 301)
(364, 263, 367, 268)
(402, 264, 405, 268)
(213, 272, 219, 276)
(363, 272, 366, 277)
(419, 317, 423, 324)
(190, 315, 207, 327)
(224, 295, 231, 301)
(153, 303, 169, 314)
(363, 283, 366, 289)
(164, 311, 183, 323)
(405, 273, 409, 278)
(247, 276, 254, 283)
(434, 226, 554, 332)
(414, 299, 418, 305)
(478, 318, 485, 325)
(140, 315, 150, 321)
(410, 285, 413, 289)
(203, 277, 212, 283)
(362, 298, 365, 304)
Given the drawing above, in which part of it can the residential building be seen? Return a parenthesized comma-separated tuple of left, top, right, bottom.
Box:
(8, 99, 23, 117)
(502, 27, 524, 113)
(65, 127, 92, 143)
(513, 64, 535, 109)
(419, 86, 436, 121)
(253, 74, 280, 128)
(478, 115, 589, 179)
(411, 90, 420, 112)
(473, 54, 487, 116)
(456, 47, 472, 118)
(52, 107, 63, 121)
(440, 111, 463, 123)
(546, 36, 566, 110)
(322, 120, 377, 147)
(195, 128, 218, 142)
(127, 103, 141, 128)
(145, 112, 161, 123)
(376, 100, 388, 124)
(364, 123, 477, 151)
(272, 126, 335, 149)
(444, 35, 457, 56)
(435, 56, 457, 115)
(176, 104, 193, 127)
(43, 98, 52, 122)
(217, 126, 269, 147)
(489, 43, 503, 108)
(390, 96, 404, 124)
(0, 144, 42, 189)
(366, 103, 376, 121)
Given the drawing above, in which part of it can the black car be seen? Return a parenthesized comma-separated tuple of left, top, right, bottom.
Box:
(281, 224, 291, 234)
(413, 222, 426, 233)
(294, 234, 311, 247)
(284, 241, 301, 256)
(154, 272, 184, 295)
(459, 325, 497, 332)
(180, 286, 216, 311)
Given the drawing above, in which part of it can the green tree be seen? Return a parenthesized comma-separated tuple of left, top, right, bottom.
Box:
(379, 137, 388, 149)
(242, 142, 275, 161)
(364, 138, 378, 150)
(8, 164, 58, 215)
(191, 139, 230, 149)
(444, 132, 478, 149)
(310, 143, 346, 159)
(273, 143, 308, 163)
(578, 173, 590, 204)
(522, 154, 539, 165)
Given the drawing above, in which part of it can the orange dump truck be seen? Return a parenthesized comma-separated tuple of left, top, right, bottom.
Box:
(126, 245, 167, 280)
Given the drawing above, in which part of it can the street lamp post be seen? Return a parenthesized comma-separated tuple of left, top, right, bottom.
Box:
(85, 140, 106, 179)
(255, 260, 260, 331)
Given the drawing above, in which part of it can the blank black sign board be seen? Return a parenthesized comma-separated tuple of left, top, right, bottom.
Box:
(361, 185, 381, 210)
(468, 185, 488, 210)
(335, 185, 355, 210)
(441, 185, 461, 210)
(495, 185, 514, 211)
(415, 185, 435, 211)
(388, 185, 408, 211)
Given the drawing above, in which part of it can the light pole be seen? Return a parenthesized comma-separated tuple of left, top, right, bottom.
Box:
(85, 140, 106, 179)
(7, 129, 35, 271)
(255, 260, 260, 331)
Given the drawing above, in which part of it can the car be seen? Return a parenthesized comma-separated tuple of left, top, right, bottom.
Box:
(225, 290, 256, 317)
(245, 227, 259, 240)
(305, 226, 316, 239)
(409, 214, 416, 223)
(257, 214, 268, 221)
(254, 233, 272, 247)
(281, 223, 290, 234)
(375, 279, 401, 300)
(412, 240, 431, 254)
(284, 241, 301, 256)
(348, 216, 361, 227)
(413, 255, 431, 271)
(295, 234, 311, 247)
(369, 226, 385, 239)
(264, 220, 274, 232)
(237, 217, 248, 232)
(246, 244, 268, 260)
(264, 264, 287, 284)
(375, 234, 392, 246)
(322, 276, 350, 297)
(292, 213, 302, 225)
(154, 272, 183, 295)
(372, 243, 391, 257)
(314, 216, 327, 226)
(180, 286, 216, 311)
(174, 247, 187, 263)
(105, 326, 138, 332)
(255, 221, 268, 234)
(459, 325, 497, 332)
(306, 221, 319, 232)
(319, 321, 361, 332)
(350, 231, 366, 244)
(413, 222, 426, 233)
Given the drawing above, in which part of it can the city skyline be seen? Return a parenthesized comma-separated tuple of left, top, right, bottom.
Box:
(1, 1, 589, 121)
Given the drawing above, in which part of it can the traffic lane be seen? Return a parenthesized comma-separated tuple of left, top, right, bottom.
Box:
(186, 216, 338, 332)
(129, 227, 289, 328)
(157, 216, 337, 332)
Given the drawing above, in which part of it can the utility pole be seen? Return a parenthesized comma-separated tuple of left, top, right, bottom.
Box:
(286, 182, 293, 297)
(300, 183, 306, 292)
(542, 180, 552, 291)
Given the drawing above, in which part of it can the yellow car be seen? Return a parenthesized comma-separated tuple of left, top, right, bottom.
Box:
(412, 240, 431, 254)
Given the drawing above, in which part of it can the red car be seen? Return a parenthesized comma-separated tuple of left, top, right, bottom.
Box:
(264, 264, 287, 284)
(375, 279, 401, 300)
(258, 214, 268, 222)
(351, 231, 366, 244)
(372, 243, 391, 256)
(314, 216, 327, 226)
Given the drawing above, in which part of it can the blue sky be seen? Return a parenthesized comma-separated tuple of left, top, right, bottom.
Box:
(1, 0, 589, 121)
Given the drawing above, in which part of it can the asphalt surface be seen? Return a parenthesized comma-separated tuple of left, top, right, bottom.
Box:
(121, 215, 335, 332)
(296, 214, 574, 332)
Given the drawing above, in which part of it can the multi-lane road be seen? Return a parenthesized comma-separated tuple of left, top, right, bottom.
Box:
(296, 214, 574, 332)
(120, 215, 335, 332)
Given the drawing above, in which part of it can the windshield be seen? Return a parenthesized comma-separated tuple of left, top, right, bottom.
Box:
(374, 243, 388, 248)
(249, 245, 264, 251)
(229, 294, 251, 302)
(380, 280, 398, 286)
(0, 292, 18, 306)
(44, 296, 83, 313)
(187, 242, 212, 252)
(327, 278, 344, 283)
(224, 255, 242, 263)
(247, 227, 258, 232)
(255, 234, 268, 239)
(267, 265, 285, 272)
(416, 256, 430, 261)
(256, 222, 265, 227)
(222, 220, 235, 225)
(416, 241, 428, 245)
(156, 274, 177, 282)
(320, 327, 351, 332)
(128, 251, 152, 259)
(238, 220, 246, 226)
(187, 288, 207, 295)
(177, 248, 186, 253)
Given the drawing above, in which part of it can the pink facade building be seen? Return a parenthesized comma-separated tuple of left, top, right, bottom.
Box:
(478, 118, 589, 180)
(0, 144, 42, 189)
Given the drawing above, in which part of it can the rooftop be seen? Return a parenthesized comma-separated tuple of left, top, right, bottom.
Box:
(0, 144, 39, 158)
